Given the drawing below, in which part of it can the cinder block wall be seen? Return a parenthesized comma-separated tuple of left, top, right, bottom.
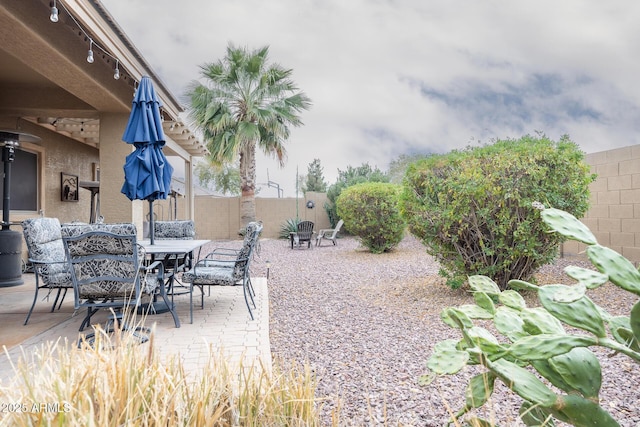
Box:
(563, 144, 640, 262)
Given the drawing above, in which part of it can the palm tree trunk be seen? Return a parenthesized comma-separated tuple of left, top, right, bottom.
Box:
(239, 143, 257, 228)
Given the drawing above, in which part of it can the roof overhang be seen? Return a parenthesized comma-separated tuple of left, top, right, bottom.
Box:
(0, 0, 208, 158)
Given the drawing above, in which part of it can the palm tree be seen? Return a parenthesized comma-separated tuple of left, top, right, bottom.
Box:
(186, 44, 312, 227)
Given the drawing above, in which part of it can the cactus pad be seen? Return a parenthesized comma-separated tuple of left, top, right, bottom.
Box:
(539, 285, 606, 337)
(489, 358, 558, 406)
(499, 290, 527, 311)
(509, 334, 596, 361)
(564, 265, 608, 289)
(465, 372, 496, 409)
(549, 347, 601, 399)
(521, 307, 565, 335)
(631, 301, 640, 344)
(508, 279, 540, 291)
(469, 275, 501, 295)
(550, 394, 620, 427)
(427, 339, 469, 374)
(540, 208, 597, 245)
(474, 291, 496, 315)
(441, 307, 474, 329)
(552, 283, 586, 303)
(587, 244, 640, 296)
(457, 304, 494, 319)
(494, 306, 527, 342)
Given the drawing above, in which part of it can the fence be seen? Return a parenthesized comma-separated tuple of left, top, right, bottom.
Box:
(193, 191, 331, 240)
(562, 144, 640, 262)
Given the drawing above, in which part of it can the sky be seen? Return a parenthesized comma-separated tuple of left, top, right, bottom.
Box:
(102, 0, 640, 197)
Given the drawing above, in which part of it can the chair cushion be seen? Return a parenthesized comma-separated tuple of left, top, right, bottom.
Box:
(61, 222, 137, 239)
(34, 263, 72, 287)
(77, 281, 135, 300)
(182, 266, 237, 286)
(22, 217, 65, 263)
(23, 218, 73, 288)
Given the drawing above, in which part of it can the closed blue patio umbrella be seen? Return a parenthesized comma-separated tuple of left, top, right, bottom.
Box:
(121, 76, 173, 244)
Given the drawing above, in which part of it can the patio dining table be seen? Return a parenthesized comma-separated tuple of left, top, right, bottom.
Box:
(139, 239, 210, 326)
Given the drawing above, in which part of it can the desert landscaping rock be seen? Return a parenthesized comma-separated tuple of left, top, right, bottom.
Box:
(246, 235, 639, 426)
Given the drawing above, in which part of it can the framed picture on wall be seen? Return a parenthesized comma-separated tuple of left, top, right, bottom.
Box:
(61, 172, 79, 202)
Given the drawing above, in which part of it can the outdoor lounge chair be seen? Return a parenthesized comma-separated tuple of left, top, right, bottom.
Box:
(182, 222, 262, 321)
(316, 219, 344, 246)
(289, 220, 315, 249)
(61, 223, 170, 336)
(22, 217, 73, 325)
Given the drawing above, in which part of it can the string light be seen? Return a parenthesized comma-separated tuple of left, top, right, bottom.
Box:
(49, 0, 59, 23)
(86, 39, 94, 63)
(49, 0, 132, 82)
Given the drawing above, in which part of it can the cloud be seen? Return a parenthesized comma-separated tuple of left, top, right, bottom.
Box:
(103, 0, 640, 195)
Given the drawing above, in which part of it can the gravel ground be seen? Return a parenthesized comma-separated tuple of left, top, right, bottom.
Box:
(241, 234, 640, 426)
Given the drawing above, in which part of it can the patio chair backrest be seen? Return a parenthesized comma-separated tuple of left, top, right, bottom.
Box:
(153, 220, 196, 240)
(22, 217, 71, 287)
(296, 220, 314, 241)
(329, 219, 344, 238)
(233, 221, 263, 280)
(22, 217, 65, 265)
(151, 220, 196, 270)
(61, 223, 142, 304)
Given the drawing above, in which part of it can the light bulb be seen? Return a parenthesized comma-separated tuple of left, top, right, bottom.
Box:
(87, 41, 94, 63)
(114, 63, 120, 80)
(50, 2, 59, 23)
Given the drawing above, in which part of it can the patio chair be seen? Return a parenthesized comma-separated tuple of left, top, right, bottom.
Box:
(151, 220, 196, 294)
(61, 223, 170, 336)
(22, 217, 73, 325)
(289, 220, 315, 249)
(316, 219, 344, 247)
(152, 220, 196, 240)
(182, 222, 262, 321)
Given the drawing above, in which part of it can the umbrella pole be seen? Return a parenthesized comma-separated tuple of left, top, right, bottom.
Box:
(149, 199, 155, 245)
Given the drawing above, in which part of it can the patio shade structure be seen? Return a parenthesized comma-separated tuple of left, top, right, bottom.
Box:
(121, 76, 174, 244)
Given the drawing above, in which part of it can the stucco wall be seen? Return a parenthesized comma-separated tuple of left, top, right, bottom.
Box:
(562, 145, 640, 262)
(2, 121, 98, 261)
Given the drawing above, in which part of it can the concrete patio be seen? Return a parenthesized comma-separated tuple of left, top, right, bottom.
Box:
(0, 271, 271, 383)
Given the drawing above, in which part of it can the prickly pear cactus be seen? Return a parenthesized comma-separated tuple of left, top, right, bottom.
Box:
(424, 205, 639, 427)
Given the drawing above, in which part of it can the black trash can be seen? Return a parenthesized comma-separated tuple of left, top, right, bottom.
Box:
(0, 229, 23, 287)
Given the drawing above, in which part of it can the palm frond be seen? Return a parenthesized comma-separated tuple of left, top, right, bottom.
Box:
(185, 42, 312, 206)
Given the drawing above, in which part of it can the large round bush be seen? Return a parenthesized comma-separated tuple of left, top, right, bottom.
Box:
(400, 134, 595, 289)
(336, 182, 405, 253)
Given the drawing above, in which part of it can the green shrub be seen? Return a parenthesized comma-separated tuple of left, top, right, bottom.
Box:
(424, 205, 640, 427)
(336, 182, 404, 253)
(279, 217, 300, 239)
(400, 134, 595, 289)
(325, 163, 389, 227)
